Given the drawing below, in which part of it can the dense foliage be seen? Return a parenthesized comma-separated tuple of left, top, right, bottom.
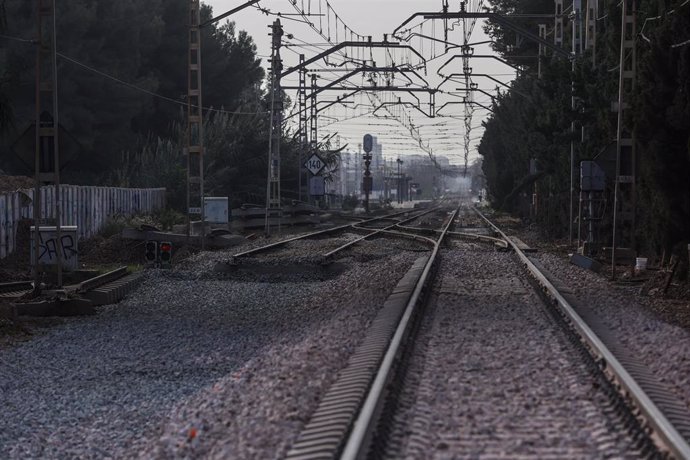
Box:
(480, 0, 690, 258)
(0, 1, 311, 209)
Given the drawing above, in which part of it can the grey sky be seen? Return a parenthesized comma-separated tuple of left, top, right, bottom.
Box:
(205, 0, 515, 165)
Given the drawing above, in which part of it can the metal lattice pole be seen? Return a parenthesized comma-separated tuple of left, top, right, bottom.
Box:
(265, 19, 283, 235)
(298, 54, 307, 202)
(34, 0, 62, 291)
(309, 73, 318, 204)
(569, 0, 581, 246)
(611, 0, 637, 278)
(187, 0, 205, 248)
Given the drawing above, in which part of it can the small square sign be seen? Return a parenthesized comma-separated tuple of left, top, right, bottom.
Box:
(309, 176, 325, 196)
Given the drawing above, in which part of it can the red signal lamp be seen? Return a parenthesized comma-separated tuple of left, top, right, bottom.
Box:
(159, 241, 173, 267)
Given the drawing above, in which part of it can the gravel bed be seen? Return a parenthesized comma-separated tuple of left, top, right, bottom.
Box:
(532, 251, 690, 413)
(384, 243, 643, 458)
(234, 232, 367, 262)
(0, 237, 420, 459)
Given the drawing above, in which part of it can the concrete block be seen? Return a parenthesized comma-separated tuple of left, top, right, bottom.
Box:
(570, 253, 602, 273)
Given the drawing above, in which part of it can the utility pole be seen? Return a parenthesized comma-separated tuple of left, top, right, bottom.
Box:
(611, 0, 637, 278)
(298, 54, 307, 202)
(34, 0, 62, 291)
(554, 0, 565, 47)
(461, 1, 473, 176)
(538, 24, 547, 78)
(309, 73, 318, 205)
(265, 19, 283, 236)
(187, 0, 205, 248)
(363, 134, 373, 213)
(187, 0, 260, 245)
(396, 158, 403, 204)
(569, 0, 581, 246)
(585, 0, 597, 65)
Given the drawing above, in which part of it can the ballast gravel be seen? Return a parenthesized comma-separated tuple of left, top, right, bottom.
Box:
(532, 252, 690, 413)
(386, 243, 643, 458)
(0, 237, 420, 459)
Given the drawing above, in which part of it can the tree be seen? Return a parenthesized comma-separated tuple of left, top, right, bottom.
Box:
(481, 0, 690, 255)
(634, 3, 690, 256)
(0, 1, 265, 184)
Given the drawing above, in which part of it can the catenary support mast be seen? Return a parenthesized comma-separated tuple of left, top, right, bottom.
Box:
(34, 0, 63, 291)
(265, 19, 283, 235)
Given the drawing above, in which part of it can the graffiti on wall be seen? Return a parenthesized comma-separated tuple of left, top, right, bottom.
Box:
(31, 227, 79, 270)
(38, 234, 78, 262)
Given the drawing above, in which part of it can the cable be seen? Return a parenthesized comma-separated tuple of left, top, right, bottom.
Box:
(639, 0, 689, 43)
(671, 38, 690, 48)
(0, 32, 267, 115)
(57, 53, 267, 116)
(0, 33, 35, 44)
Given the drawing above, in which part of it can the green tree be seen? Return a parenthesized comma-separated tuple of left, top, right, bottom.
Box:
(0, 1, 265, 183)
(634, 3, 690, 256)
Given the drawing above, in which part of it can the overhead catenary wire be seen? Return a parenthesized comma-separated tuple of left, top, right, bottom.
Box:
(0, 33, 267, 116)
(57, 53, 268, 116)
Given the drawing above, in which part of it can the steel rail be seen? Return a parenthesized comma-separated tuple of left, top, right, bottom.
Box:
(77, 266, 128, 293)
(472, 207, 690, 459)
(339, 205, 460, 459)
(369, 228, 438, 247)
(232, 208, 431, 258)
(394, 223, 509, 248)
(0, 281, 33, 294)
(322, 208, 443, 259)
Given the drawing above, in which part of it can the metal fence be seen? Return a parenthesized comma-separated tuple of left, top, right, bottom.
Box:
(0, 185, 166, 259)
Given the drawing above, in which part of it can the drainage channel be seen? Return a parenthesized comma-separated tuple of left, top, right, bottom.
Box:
(285, 207, 459, 459)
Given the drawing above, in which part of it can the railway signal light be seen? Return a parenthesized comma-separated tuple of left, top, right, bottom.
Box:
(145, 241, 158, 264)
(159, 242, 173, 268)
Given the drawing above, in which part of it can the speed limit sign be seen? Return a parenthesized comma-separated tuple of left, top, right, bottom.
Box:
(304, 154, 325, 175)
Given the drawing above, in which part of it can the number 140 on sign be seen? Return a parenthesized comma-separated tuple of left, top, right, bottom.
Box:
(304, 154, 325, 175)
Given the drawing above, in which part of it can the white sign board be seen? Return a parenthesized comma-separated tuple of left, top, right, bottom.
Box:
(304, 154, 325, 176)
(30, 226, 79, 270)
(204, 197, 229, 224)
(309, 176, 325, 196)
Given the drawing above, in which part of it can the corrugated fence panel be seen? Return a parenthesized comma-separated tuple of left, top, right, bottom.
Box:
(0, 185, 165, 259)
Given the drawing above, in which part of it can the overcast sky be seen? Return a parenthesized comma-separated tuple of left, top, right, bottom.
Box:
(205, 0, 516, 165)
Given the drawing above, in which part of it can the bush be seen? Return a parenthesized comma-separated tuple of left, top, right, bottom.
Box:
(100, 215, 130, 238)
(155, 208, 185, 231)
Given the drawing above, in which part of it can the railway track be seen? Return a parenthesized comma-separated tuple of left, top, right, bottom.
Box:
(0, 266, 142, 314)
(3, 202, 688, 458)
(285, 203, 690, 459)
(231, 204, 446, 261)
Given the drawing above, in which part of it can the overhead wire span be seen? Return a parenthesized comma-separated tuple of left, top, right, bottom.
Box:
(57, 53, 268, 116)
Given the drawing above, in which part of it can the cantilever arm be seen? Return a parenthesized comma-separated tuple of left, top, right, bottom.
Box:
(200, 0, 261, 27)
(394, 11, 570, 59)
(280, 41, 427, 79)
